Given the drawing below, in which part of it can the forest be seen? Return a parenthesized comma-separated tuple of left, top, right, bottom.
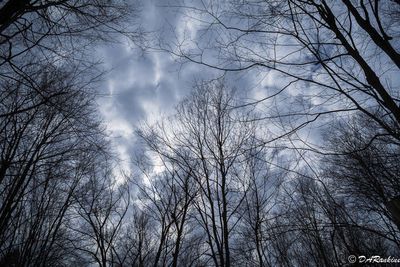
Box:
(0, 0, 400, 266)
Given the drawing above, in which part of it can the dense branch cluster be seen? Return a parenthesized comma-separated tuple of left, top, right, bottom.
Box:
(130, 81, 400, 266)
(0, 0, 134, 266)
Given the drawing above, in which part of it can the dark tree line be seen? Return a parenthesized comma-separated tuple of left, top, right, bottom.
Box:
(0, 0, 137, 266)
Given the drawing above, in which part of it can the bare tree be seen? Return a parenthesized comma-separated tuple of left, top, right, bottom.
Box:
(0, 0, 140, 67)
(167, 0, 400, 143)
(0, 63, 112, 266)
(322, 113, 400, 241)
(234, 144, 284, 267)
(162, 4, 400, 264)
(0, 0, 142, 121)
(134, 80, 281, 266)
(118, 209, 155, 267)
(72, 160, 130, 267)
(131, 153, 197, 267)
(0, 1, 142, 265)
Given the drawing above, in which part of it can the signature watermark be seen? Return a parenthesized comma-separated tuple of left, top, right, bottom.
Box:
(348, 255, 400, 264)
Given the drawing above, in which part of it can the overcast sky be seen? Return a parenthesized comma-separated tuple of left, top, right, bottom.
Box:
(93, 0, 357, 178)
(94, 1, 220, 175)
(92, 0, 273, 175)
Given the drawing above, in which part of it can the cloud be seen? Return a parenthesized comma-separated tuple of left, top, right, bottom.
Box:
(94, 1, 221, 176)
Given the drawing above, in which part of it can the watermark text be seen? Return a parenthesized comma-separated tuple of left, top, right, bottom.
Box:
(348, 255, 400, 264)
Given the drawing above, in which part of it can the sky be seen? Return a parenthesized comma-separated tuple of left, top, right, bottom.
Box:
(91, 0, 277, 177)
(92, 0, 335, 178)
(94, 0, 225, 176)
